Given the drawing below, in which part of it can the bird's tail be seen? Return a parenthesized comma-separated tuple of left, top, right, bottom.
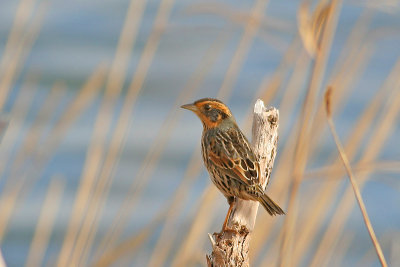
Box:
(257, 190, 285, 216)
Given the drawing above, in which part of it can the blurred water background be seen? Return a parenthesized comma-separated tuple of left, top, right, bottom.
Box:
(0, 0, 399, 266)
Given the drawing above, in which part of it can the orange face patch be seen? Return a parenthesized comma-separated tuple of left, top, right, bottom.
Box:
(192, 100, 232, 128)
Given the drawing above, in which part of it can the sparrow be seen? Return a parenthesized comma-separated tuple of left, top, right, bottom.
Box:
(181, 98, 284, 231)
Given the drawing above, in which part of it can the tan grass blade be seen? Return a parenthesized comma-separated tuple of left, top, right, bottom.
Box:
(323, 87, 387, 267)
(0, 0, 36, 82)
(0, 78, 46, 242)
(279, 1, 343, 265)
(171, 186, 220, 266)
(291, 56, 385, 265)
(231, 38, 307, 262)
(183, 3, 291, 53)
(40, 65, 106, 153)
(10, 83, 66, 179)
(297, 0, 331, 58)
(0, 77, 41, 241)
(306, 160, 400, 180)
(145, 35, 230, 267)
(218, 0, 270, 100)
(0, 64, 104, 242)
(147, 152, 203, 267)
(96, 34, 233, 262)
(307, 9, 374, 156)
(390, 233, 400, 266)
(0, 0, 50, 109)
(184, 3, 292, 34)
(324, 232, 354, 267)
(0, 64, 105, 223)
(67, 0, 176, 264)
(297, 2, 318, 57)
(259, 224, 286, 266)
(168, 8, 276, 260)
(81, 0, 178, 260)
(310, 57, 400, 267)
(0, 248, 5, 267)
(58, 0, 148, 264)
(0, 180, 24, 243)
(259, 38, 304, 107)
(25, 178, 65, 267)
(0, 73, 39, 182)
(92, 213, 164, 267)
(8, 64, 106, 266)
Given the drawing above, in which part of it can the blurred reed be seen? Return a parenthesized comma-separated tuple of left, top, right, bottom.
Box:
(0, 0, 398, 266)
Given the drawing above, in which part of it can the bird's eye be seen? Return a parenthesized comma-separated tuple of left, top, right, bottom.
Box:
(204, 104, 211, 111)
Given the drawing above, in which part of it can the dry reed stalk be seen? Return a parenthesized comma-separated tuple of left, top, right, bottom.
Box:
(217, 0, 269, 100)
(56, 2, 146, 262)
(10, 83, 66, 178)
(307, 31, 373, 156)
(0, 77, 40, 241)
(93, 34, 229, 260)
(0, 248, 5, 267)
(146, 153, 203, 267)
(93, 212, 166, 267)
(357, 247, 381, 267)
(67, 0, 176, 264)
(245, 44, 307, 252)
(170, 23, 277, 263)
(63, 0, 149, 263)
(255, 15, 368, 258)
(186, 3, 292, 34)
(191, 34, 298, 266)
(0, 65, 105, 243)
(0, 74, 39, 182)
(153, 27, 266, 264)
(171, 186, 220, 266)
(39, 65, 106, 152)
(13, 63, 104, 266)
(259, 39, 304, 108)
(0, 0, 49, 110)
(259, 227, 285, 266)
(25, 178, 65, 267)
(184, 3, 291, 53)
(324, 87, 388, 266)
(250, 45, 310, 256)
(169, 3, 294, 262)
(145, 35, 230, 267)
(230, 39, 305, 262)
(297, 9, 373, 167)
(390, 234, 400, 267)
(239, 36, 303, 142)
(279, 1, 342, 265)
(357, 231, 393, 267)
(299, 20, 374, 232)
(291, 71, 386, 265)
(323, 232, 354, 267)
(206, 100, 279, 267)
(309, 60, 400, 267)
(306, 160, 400, 180)
(251, 120, 299, 261)
(1, 84, 66, 209)
(2, 65, 104, 191)
(0, 0, 36, 82)
(0, 180, 24, 243)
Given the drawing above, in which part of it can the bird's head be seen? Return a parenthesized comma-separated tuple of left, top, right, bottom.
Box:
(181, 98, 233, 128)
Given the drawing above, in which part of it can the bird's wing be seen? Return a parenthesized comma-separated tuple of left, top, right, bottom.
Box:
(206, 127, 259, 186)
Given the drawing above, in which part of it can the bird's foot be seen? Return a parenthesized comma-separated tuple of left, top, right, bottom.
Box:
(213, 225, 238, 237)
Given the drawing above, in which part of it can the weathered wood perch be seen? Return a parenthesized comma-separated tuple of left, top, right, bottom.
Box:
(206, 99, 279, 267)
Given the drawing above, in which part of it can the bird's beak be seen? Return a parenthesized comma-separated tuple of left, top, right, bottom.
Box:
(181, 103, 198, 112)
